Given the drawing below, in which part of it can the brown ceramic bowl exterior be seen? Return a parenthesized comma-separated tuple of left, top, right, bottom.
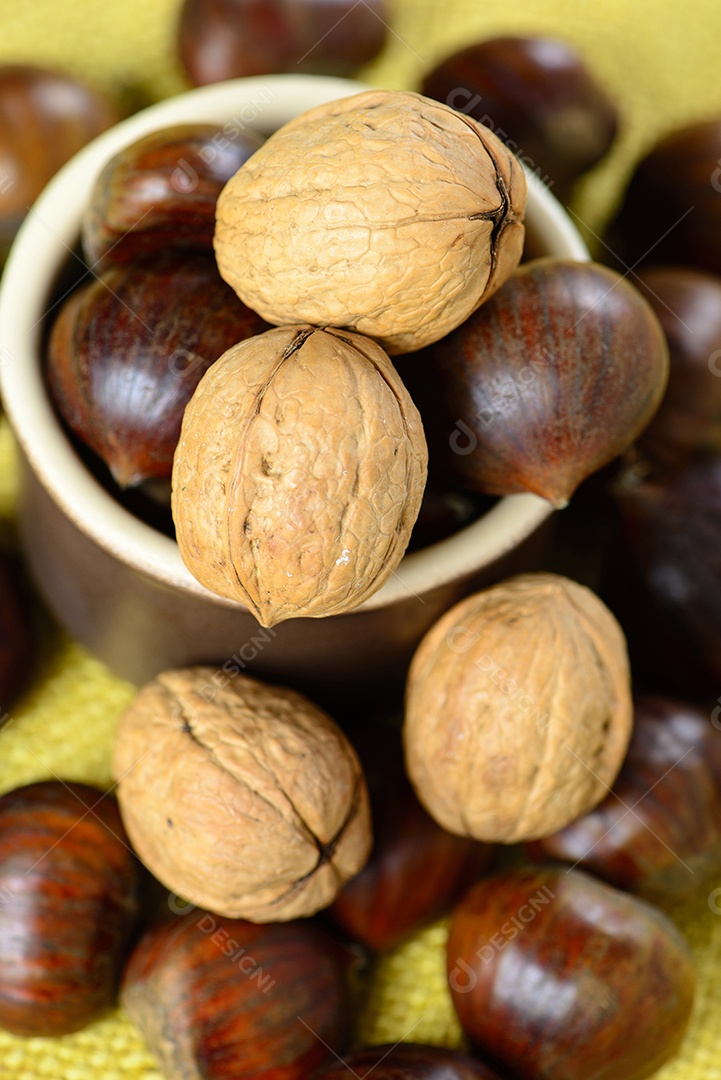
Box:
(0, 77, 588, 685)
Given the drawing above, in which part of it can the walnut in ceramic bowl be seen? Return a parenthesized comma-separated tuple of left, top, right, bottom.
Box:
(172, 88, 525, 622)
(214, 89, 527, 355)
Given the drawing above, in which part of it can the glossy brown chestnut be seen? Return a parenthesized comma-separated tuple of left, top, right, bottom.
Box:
(421, 36, 618, 201)
(82, 123, 264, 269)
(178, 0, 388, 85)
(0, 557, 34, 716)
(447, 867, 695, 1080)
(528, 696, 721, 902)
(318, 1043, 508, 1079)
(423, 258, 669, 507)
(598, 489, 718, 700)
(46, 253, 268, 487)
(121, 909, 352, 1079)
(632, 267, 721, 469)
(616, 454, 721, 686)
(0, 780, 139, 1036)
(0, 65, 117, 256)
(330, 726, 494, 951)
(607, 118, 721, 276)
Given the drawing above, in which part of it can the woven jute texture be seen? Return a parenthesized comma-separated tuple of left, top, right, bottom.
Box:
(1, 1, 721, 1077)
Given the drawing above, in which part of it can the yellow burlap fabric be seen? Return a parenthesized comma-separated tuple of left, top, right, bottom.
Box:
(1, 1, 721, 1077)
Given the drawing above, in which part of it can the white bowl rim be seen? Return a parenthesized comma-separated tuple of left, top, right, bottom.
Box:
(0, 74, 589, 613)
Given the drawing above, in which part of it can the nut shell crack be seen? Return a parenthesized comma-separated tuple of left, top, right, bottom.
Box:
(112, 668, 373, 921)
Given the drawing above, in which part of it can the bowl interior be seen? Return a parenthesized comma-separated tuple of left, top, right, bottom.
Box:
(0, 75, 589, 612)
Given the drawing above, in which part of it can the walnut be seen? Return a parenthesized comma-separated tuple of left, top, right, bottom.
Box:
(214, 89, 526, 354)
(403, 573, 633, 843)
(112, 668, 372, 921)
(171, 324, 428, 626)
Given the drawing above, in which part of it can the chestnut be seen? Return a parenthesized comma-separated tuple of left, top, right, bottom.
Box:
(632, 266, 721, 470)
(46, 253, 268, 487)
(0, 780, 139, 1036)
(330, 725, 494, 951)
(421, 36, 618, 201)
(0, 65, 117, 257)
(178, 0, 388, 85)
(615, 454, 721, 687)
(607, 118, 721, 276)
(317, 1043, 508, 1079)
(82, 122, 264, 270)
(447, 867, 695, 1080)
(598, 495, 719, 700)
(528, 695, 721, 902)
(421, 259, 668, 507)
(122, 908, 352, 1079)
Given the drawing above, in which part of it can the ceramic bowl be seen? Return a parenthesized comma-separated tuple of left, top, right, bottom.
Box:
(0, 75, 589, 686)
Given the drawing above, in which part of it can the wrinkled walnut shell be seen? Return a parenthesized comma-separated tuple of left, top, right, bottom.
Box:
(214, 89, 526, 354)
(112, 668, 372, 922)
(404, 573, 633, 843)
(172, 325, 428, 626)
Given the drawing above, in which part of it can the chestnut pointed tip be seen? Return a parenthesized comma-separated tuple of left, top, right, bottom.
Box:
(108, 460, 149, 490)
(521, 480, 573, 509)
(526, 472, 577, 508)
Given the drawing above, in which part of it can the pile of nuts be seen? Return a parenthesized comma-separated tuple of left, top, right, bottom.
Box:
(44, 85, 666, 626)
(4, 21, 721, 1080)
